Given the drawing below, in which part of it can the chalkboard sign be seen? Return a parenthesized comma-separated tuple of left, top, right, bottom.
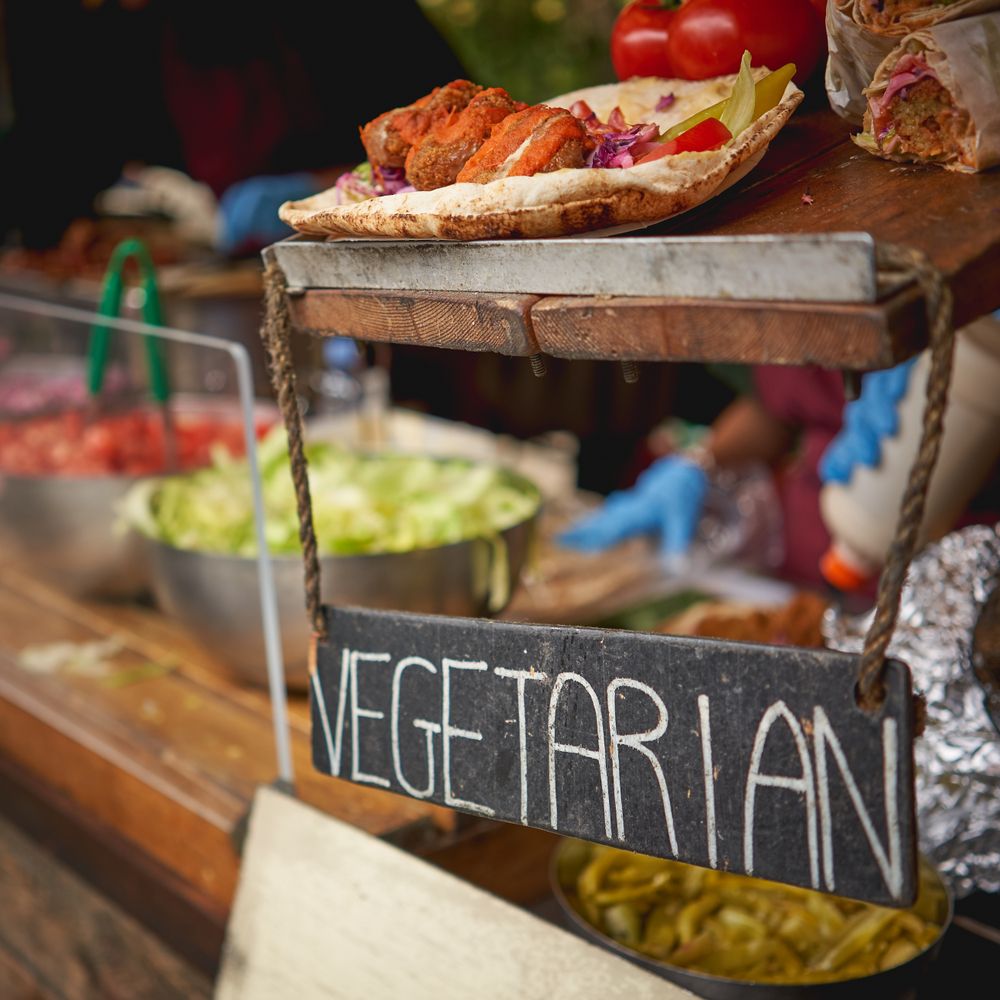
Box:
(311, 606, 917, 906)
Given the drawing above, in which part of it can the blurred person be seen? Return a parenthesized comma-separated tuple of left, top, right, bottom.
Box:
(559, 340, 1000, 595)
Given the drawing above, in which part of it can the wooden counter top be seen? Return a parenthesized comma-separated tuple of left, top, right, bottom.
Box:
(0, 558, 575, 977)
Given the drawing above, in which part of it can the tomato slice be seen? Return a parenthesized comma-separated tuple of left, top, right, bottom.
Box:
(634, 117, 732, 164)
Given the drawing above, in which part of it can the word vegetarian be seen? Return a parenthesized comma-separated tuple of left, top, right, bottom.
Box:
(311, 607, 917, 906)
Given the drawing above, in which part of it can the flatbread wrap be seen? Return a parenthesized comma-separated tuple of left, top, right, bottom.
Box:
(834, 0, 1000, 36)
(854, 12, 1000, 172)
(825, 4, 896, 123)
(279, 65, 803, 242)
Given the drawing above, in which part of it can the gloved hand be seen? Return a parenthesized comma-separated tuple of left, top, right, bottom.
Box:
(819, 356, 919, 484)
(217, 172, 322, 255)
(557, 454, 708, 558)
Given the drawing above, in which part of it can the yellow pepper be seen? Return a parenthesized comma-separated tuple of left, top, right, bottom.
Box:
(661, 63, 797, 143)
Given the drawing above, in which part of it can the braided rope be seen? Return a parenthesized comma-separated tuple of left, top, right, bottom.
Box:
(857, 244, 955, 710)
(260, 260, 327, 639)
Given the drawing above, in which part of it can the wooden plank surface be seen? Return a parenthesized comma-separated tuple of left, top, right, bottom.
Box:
(0, 811, 211, 1000)
(0, 566, 457, 912)
(216, 786, 695, 1000)
(288, 288, 541, 355)
(531, 285, 926, 368)
(0, 558, 596, 972)
(0, 755, 229, 978)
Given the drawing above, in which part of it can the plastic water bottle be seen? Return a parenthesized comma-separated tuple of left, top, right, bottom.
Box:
(820, 314, 1000, 591)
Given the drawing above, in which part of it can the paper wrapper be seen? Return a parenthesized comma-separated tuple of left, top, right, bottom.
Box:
(826, 5, 896, 123)
(854, 12, 1000, 172)
(834, 0, 1000, 36)
(823, 523, 1000, 898)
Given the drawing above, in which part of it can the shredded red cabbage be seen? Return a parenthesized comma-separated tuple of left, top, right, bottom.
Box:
(655, 93, 676, 112)
(375, 166, 415, 195)
(587, 122, 661, 169)
(334, 164, 414, 204)
(334, 169, 377, 203)
(871, 54, 938, 120)
(570, 102, 662, 169)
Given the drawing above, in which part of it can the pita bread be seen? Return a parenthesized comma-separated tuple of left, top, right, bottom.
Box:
(279, 73, 803, 242)
(855, 14, 1000, 172)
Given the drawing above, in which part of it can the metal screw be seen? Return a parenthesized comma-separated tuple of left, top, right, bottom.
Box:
(621, 360, 640, 384)
(529, 353, 548, 378)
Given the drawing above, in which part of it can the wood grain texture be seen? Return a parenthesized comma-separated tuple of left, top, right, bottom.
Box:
(530, 287, 926, 369)
(0, 812, 211, 1000)
(421, 821, 561, 906)
(288, 288, 541, 355)
(216, 787, 696, 1000)
(0, 566, 457, 913)
(660, 112, 1000, 316)
(0, 757, 228, 978)
(0, 945, 55, 1000)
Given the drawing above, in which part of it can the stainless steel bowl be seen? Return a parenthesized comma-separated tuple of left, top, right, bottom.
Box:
(144, 500, 539, 688)
(0, 394, 277, 599)
(0, 472, 147, 598)
(550, 840, 953, 1000)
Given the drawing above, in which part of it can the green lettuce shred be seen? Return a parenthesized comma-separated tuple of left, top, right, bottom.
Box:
(720, 51, 756, 143)
(122, 426, 540, 557)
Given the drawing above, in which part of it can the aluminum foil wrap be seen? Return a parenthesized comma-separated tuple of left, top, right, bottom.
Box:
(823, 523, 1000, 898)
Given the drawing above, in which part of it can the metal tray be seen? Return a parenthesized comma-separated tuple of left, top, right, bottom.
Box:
(267, 232, 888, 304)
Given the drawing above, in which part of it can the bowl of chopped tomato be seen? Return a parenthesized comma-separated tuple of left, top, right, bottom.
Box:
(0, 396, 276, 598)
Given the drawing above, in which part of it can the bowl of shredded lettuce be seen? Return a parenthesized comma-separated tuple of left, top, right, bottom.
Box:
(122, 427, 541, 686)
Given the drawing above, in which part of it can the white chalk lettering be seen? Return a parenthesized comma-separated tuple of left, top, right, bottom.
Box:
(495, 666, 549, 825)
(814, 709, 902, 900)
(350, 650, 391, 788)
(548, 672, 612, 838)
(312, 648, 351, 776)
(607, 678, 677, 855)
(698, 694, 718, 868)
(442, 658, 495, 816)
(391, 656, 441, 799)
(744, 700, 819, 887)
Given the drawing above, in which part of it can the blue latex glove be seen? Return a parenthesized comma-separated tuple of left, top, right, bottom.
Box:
(819, 356, 919, 485)
(557, 454, 708, 557)
(217, 172, 321, 254)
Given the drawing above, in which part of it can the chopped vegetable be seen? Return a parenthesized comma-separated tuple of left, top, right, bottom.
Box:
(635, 118, 732, 164)
(660, 59, 796, 144)
(558, 841, 948, 985)
(752, 62, 796, 121)
(0, 409, 266, 476)
(334, 162, 415, 204)
(122, 425, 540, 557)
(719, 51, 756, 143)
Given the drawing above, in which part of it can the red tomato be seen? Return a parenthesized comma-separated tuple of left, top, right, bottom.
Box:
(634, 117, 732, 163)
(0, 409, 274, 476)
(665, 0, 826, 84)
(610, 1, 685, 81)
